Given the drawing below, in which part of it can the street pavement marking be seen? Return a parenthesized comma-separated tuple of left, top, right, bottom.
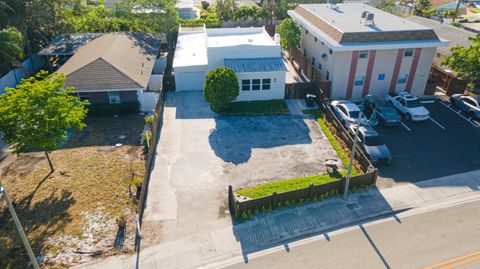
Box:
(423, 251, 480, 269)
(438, 100, 480, 128)
(400, 122, 411, 132)
(429, 117, 446, 130)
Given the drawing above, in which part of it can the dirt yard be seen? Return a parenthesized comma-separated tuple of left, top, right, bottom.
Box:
(0, 115, 146, 269)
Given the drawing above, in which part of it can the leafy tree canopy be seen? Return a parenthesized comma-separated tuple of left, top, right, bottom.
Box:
(0, 70, 88, 155)
(204, 67, 239, 111)
(0, 27, 24, 74)
(277, 18, 301, 53)
(442, 34, 480, 88)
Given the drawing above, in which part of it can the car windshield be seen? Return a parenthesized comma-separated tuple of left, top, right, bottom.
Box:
(349, 111, 360, 119)
(364, 135, 384, 146)
(406, 99, 421, 108)
(380, 107, 398, 117)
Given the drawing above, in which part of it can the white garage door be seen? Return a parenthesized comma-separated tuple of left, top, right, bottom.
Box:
(177, 71, 205, 91)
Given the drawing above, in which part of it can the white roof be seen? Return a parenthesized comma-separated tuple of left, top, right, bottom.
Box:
(173, 27, 208, 68)
(206, 28, 275, 48)
(299, 3, 431, 33)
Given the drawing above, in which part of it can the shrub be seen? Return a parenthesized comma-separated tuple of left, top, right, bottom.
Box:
(204, 67, 239, 111)
(201, 1, 209, 10)
(87, 102, 139, 117)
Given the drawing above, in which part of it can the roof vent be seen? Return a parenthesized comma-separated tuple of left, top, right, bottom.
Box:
(328, 0, 340, 9)
(248, 38, 253, 42)
(361, 11, 368, 19)
(361, 11, 375, 25)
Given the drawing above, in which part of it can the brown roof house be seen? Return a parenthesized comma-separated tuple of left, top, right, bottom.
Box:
(57, 32, 166, 112)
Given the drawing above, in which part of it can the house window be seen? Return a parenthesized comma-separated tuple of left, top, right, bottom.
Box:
(252, 79, 261, 90)
(108, 91, 121, 104)
(78, 93, 91, 103)
(312, 57, 315, 65)
(314, 37, 318, 42)
(329, 48, 333, 54)
(242, 79, 251, 91)
(304, 49, 307, 57)
(318, 63, 322, 70)
(354, 76, 365, 86)
(398, 74, 408, 84)
(404, 48, 414, 57)
(359, 51, 369, 59)
(326, 71, 330, 80)
(378, 74, 385, 80)
(262, 79, 271, 90)
(305, 29, 308, 35)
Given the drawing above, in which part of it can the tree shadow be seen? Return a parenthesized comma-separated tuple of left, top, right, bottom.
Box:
(23, 170, 55, 209)
(0, 189, 75, 269)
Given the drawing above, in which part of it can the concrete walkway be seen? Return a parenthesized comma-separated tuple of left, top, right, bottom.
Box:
(75, 169, 480, 269)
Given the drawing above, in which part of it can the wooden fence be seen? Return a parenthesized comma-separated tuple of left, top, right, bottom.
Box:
(136, 89, 165, 225)
(228, 169, 377, 219)
(429, 65, 467, 96)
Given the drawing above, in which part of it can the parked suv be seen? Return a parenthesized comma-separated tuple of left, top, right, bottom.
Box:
(363, 98, 401, 127)
(350, 125, 392, 165)
(450, 94, 480, 119)
(386, 91, 429, 121)
(331, 100, 368, 127)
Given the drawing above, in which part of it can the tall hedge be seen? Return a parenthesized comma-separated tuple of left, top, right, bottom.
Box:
(204, 67, 239, 111)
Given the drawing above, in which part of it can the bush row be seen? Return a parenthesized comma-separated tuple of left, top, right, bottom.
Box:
(87, 102, 139, 117)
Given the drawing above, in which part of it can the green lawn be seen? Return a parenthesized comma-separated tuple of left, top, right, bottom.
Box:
(470, 8, 480, 13)
(303, 109, 359, 176)
(236, 172, 345, 199)
(215, 99, 290, 116)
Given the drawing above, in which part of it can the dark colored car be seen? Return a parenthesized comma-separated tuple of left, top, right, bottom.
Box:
(364, 99, 401, 127)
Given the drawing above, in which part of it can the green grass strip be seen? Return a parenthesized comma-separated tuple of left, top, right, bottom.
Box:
(236, 172, 345, 199)
(216, 99, 290, 116)
(303, 109, 359, 176)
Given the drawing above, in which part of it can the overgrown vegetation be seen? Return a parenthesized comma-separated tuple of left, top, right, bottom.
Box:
(236, 172, 345, 199)
(180, 5, 222, 28)
(215, 100, 290, 116)
(303, 109, 360, 176)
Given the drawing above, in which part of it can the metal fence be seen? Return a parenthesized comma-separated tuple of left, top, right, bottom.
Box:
(0, 55, 46, 94)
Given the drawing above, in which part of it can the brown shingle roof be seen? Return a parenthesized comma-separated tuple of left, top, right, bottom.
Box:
(58, 32, 162, 91)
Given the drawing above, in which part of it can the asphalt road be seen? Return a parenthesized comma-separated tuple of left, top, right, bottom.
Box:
(224, 199, 480, 269)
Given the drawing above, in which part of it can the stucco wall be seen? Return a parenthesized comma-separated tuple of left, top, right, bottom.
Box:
(235, 71, 285, 101)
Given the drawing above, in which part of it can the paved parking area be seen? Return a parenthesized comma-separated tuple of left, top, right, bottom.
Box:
(375, 99, 480, 188)
(143, 91, 342, 243)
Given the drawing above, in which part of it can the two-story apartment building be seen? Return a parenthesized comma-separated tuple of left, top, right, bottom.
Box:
(288, 3, 448, 100)
(173, 26, 287, 101)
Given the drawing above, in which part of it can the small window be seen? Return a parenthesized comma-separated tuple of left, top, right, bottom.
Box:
(242, 79, 250, 91)
(262, 79, 271, 90)
(78, 93, 91, 103)
(108, 91, 120, 104)
(354, 76, 365, 86)
(378, 74, 385, 80)
(312, 57, 315, 65)
(329, 48, 333, 54)
(305, 29, 308, 35)
(318, 63, 322, 70)
(404, 48, 414, 57)
(304, 49, 307, 57)
(397, 74, 408, 84)
(326, 71, 330, 80)
(359, 51, 369, 59)
(252, 79, 261, 90)
(314, 37, 318, 42)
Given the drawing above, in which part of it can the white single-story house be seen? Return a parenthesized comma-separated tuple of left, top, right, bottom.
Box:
(173, 26, 288, 101)
(55, 32, 167, 112)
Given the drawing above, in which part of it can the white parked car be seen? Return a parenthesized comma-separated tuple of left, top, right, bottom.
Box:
(331, 100, 368, 127)
(386, 91, 429, 121)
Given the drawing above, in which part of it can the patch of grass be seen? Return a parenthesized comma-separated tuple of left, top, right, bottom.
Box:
(215, 99, 290, 116)
(236, 172, 345, 199)
(0, 116, 146, 269)
(303, 109, 359, 176)
(470, 8, 480, 13)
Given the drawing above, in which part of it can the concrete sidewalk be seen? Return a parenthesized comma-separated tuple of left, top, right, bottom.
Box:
(75, 169, 480, 269)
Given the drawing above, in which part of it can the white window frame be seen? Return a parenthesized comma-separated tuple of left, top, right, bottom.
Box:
(252, 79, 261, 91)
(404, 48, 414, 57)
(262, 79, 271, 90)
(108, 91, 121, 104)
(242, 79, 251, 91)
(359, 51, 369, 59)
(397, 74, 408, 84)
(354, 76, 365, 86)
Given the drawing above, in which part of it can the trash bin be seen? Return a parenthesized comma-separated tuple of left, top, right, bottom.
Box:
(305, 94, 316, 107)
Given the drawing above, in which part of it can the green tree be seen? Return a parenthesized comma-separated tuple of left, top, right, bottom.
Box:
(415, 0, 435, 17)
(442, 34, 480, 90)
(216, 0, 237, 21)
(277, 18, 301, 62)
(0, 27, 24, 74)
(204, 67, 239, 111)
(0, 71, 88, 172)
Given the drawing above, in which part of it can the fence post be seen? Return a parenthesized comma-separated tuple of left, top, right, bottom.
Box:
(308, 183, 314, 199)
(235, 200, 240, 219)
(228, 185, 234, 214)
(271, 191, 277, 209)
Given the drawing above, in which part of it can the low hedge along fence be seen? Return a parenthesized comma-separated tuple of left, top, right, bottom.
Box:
(87, 102, 140, 117)
(228, 169, 377, 220)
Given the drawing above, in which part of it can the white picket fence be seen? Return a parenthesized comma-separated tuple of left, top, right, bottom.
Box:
(0, 55, 46, 94)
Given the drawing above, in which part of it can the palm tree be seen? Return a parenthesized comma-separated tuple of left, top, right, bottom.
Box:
(0, 27, 25, 74)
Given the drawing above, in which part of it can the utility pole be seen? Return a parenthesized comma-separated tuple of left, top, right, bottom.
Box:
(0, 180, 40, 269)
(342, 111, 363, 200)
(452, 0, 462, 22)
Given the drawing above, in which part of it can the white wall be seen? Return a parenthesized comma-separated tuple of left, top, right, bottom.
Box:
(138, 91, 159, 113)
(148, 74, 163, 92)
(411, 47, 436, 97)
(235, 71, 285, 101)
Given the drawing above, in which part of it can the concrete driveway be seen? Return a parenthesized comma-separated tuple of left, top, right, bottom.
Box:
(143, 91, 342, 243)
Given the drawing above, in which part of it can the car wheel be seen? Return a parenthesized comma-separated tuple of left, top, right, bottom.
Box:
(449, 97, 456, 106)
(406, 113, 412, 121)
